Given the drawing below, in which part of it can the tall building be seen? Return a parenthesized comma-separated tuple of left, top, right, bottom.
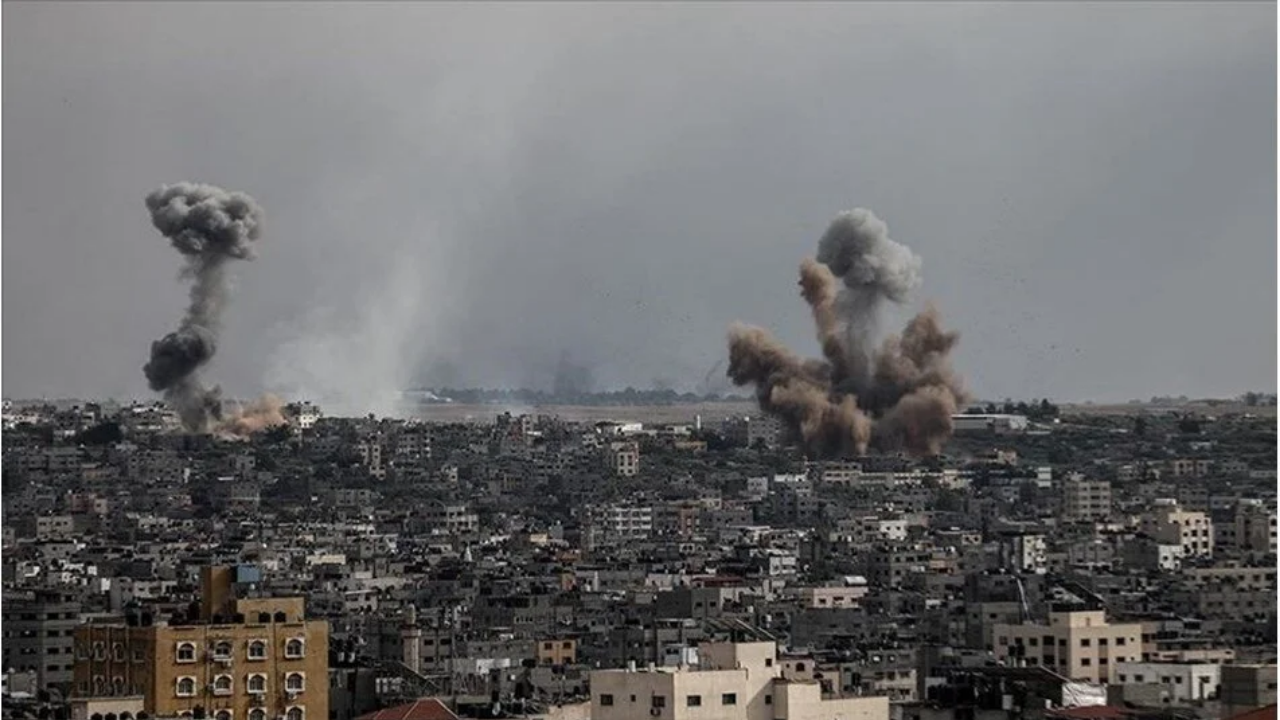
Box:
(1139, 499, 1213, 558)
(72, 566, 329, 720)
(1061, 476, 1112, 522)
(2, 589, 82, 694)
(992, 609, 1143, 684)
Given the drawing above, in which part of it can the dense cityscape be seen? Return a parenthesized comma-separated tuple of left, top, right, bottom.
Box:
(2, 396, 1275, 720)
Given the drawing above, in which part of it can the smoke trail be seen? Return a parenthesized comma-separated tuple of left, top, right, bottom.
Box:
(142, 182, 264, 432)
(727, 208, 966, 458)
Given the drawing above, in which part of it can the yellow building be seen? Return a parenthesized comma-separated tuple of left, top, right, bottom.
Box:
(73, 566, 329, 720)
(537, 639, 577, 667)
(590, 641, 886, 720)
(992, 609, 1142, 684)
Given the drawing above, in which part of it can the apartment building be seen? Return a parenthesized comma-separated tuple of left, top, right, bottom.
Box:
(1061, 477, 1112, 522)
(1139, 499, 1214, 558)
(1113, 661, 1220, 702)
(72, 566, 329, 720)
(992, 609, 1143, 684)
(608, 442, 641, 477)
(2, 590, 82, 693)
(590, 641, 886, 720)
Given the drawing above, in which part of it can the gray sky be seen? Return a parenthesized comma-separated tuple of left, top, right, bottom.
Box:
(4, 2, 1275, 413)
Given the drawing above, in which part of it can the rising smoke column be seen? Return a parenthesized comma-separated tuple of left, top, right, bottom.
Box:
(142, 183, 264, 432)
(727, 208, 967, 458)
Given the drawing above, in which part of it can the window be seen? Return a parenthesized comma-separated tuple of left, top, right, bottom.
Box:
(133, 648, 145, 663)
(248, 641, 267, 661)
(1081, 659, 1091, 666)
(543, 643, 553, 650)
(215, 712, 232, 720)
(112, 677, 125, 695)
(249, 711, 266, 720)
(1080, 639, 1091, 647)
(213, 675, 233, 695)
(686, 696, 701, 707)
(563, 641, 573, 649)
(176, 677, 196, 697)
(94, 642, 106, 661)
(285, 639, 305, 659)
(286, 673, 305, 693)
(765, 658, 773, 667)
(652, 696, 666, 708)
(1116, 637, 1126, 646)
(247, 674, 266, 694)
(1135, 675, 1145, 683)
(599, 695, 614, 707)
(213, 641, 233, 660)
(1119, 675, 1127, 682)
(176, 642, 197, 663)
(721, 694, 737, 706)
(286, 708, 303, 720)
(764, 696, 772, 706)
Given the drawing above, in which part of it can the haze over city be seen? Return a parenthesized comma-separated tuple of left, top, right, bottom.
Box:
(3, 2, 1275, 416)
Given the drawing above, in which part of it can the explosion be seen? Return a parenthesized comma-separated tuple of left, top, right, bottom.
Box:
(727, 208, 967, 457)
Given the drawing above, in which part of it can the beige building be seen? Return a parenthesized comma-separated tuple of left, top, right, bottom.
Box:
(797, 586, 868, 610)
(538, 638, 577, 667)
(73, 566, 329, 720)
(1139, 499, 1213, 558)
(608, 442, 640, 477)
(1061, 477, 1111, 522)
(590, 641, 886, 720)
(992, 609, 1142, 684)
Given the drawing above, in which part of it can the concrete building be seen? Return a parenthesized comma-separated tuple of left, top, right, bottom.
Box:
(1230, 500, 1277, 555)
(589, 641, 886, 720)
(1002, 533, 1047, 574)
(608, 442, 641, 477)
(1, 589, 82, 694)
(1221, 665, 1278, 718)
(537, 639, 577, 667)
(1113, 661, 1220, 702)
(1140, 499, 1213, 558)
(72, 566, 330, 720)
(992, 609, 1142, 684)
(1061, 476, 1111, 522)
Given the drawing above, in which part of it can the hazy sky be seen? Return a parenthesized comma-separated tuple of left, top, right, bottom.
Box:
(4, 2, 1275, 412)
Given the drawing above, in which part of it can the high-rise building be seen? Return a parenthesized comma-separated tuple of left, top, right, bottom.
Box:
(2, 589, 82, 694)
(1061, 476, 1111, 522)
(72, 566, 329, 720)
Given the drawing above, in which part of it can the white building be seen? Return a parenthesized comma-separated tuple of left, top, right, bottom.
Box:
(590, 641, 887, 720)
(1114, 661, 1220, 702)
(951, 414, 1029, 434)
(1139, 499, 1213, 558)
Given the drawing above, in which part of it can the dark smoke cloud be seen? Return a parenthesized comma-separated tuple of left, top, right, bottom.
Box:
(727, 208, 967, 458)
(142, 182, 264, 432)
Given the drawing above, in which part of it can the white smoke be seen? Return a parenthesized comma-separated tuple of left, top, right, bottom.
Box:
(264, 257, 429, 419)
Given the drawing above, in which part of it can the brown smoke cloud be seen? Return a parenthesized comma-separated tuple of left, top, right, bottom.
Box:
(727, 208, 967, 458)
(214, 394, 288, 440)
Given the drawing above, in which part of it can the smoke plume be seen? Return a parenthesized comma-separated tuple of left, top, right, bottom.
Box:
(727, 208, 966, 458)
(216, 394, 288, 439)
(142, 182, 264, 432)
